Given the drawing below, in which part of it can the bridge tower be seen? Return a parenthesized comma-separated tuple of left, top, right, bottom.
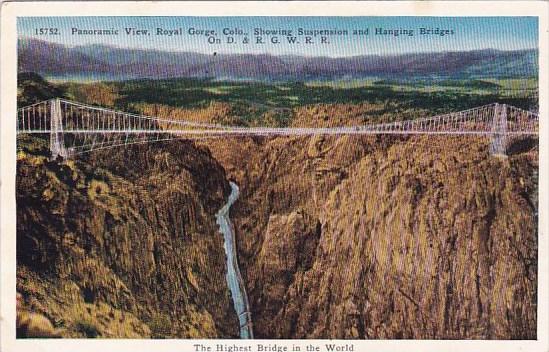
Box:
(489, 103, 508, 156)
(50, 98, 68, 159)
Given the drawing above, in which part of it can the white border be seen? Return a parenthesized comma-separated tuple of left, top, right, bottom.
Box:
(1, 2, 548, 352)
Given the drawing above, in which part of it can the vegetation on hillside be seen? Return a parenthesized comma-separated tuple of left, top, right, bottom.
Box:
(59, 76, 538, 128)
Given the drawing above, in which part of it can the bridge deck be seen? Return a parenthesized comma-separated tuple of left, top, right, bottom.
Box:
(16, 98, 539, 158)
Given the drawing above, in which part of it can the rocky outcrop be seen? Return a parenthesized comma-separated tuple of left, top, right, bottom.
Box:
(16, 137, 239, 338)
(206, 135, 538, 339)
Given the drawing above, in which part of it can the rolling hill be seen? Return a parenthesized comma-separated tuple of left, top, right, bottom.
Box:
(18, 38, 538, 81)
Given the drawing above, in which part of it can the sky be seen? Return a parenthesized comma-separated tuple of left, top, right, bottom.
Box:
(18, 16, 538, 57)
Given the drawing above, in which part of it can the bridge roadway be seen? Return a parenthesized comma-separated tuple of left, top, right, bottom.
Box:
(18, 129, 536, 136)
(16, 98, 539, 157)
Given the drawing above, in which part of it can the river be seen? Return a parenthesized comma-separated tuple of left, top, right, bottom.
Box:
(216, 182, 254, 339)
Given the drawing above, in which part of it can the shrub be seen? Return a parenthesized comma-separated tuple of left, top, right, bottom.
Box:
(75, 319, 100, 338)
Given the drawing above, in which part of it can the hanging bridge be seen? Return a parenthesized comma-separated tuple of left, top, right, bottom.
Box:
(17, 98, 539, 158)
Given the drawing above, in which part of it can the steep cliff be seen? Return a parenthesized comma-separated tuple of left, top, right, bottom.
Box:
(206, 135, 538, 339)
(16, 73, 537, 340)
(16, 136, 239, 338)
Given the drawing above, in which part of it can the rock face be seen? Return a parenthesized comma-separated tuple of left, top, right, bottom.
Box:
(16, 137, 239, 338)
(16, 73, 537, 340)
(16, 121, 538, 340)
(206, 135, 538, 339)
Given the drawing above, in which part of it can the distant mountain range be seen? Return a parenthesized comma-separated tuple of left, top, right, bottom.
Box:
(18, 38, 538, 81)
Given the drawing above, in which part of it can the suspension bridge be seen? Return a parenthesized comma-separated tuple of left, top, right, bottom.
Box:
(17, 98, 539, 158)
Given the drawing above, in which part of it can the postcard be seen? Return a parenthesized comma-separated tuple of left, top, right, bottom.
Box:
(1, 1, 547, 352)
